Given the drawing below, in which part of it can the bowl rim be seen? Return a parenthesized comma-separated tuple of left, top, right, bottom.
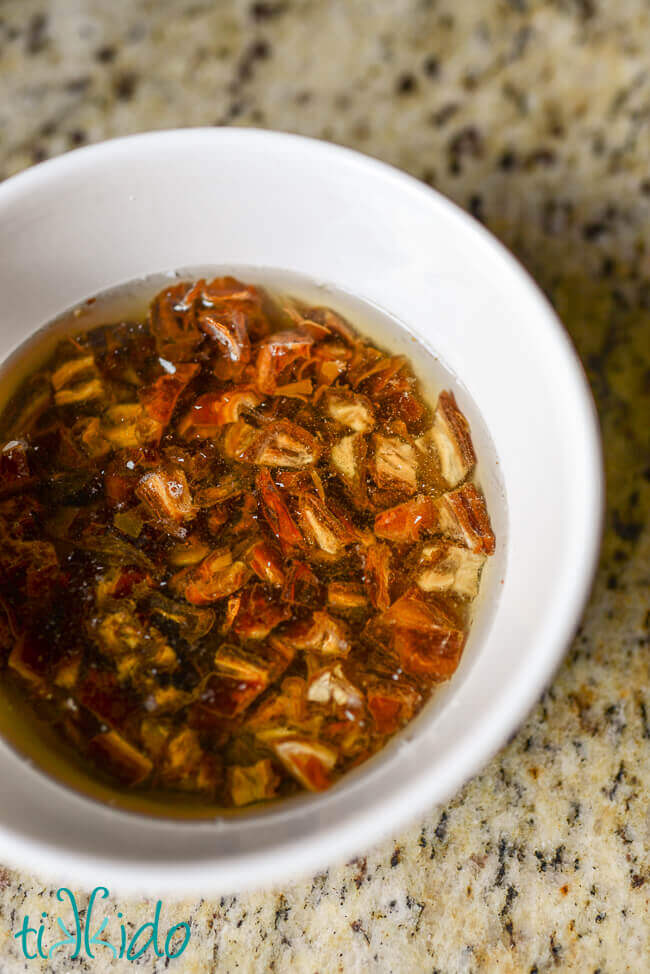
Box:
(0, 128, 604, 893)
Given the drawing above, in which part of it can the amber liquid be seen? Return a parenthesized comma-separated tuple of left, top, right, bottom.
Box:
(0, 269, 500, 819)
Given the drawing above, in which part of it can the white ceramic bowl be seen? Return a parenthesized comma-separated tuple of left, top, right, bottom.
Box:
(0, 129, 602, 894)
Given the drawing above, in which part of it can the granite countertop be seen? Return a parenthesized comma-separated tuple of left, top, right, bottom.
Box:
(0, 1, 648, 971)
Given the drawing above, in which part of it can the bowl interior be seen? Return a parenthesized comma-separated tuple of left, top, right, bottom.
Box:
(0, 129, 601, 893)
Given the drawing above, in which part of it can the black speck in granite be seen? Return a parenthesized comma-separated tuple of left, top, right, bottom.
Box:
(395, 72, 418, 95)
(95, 44, 116, 63)
(498, 147, 518, 169)
(25, 11, 47, 54)
(249, 1, 287, 21)
(350, 919, 370, 944)
(448, 125, 483, 174)
(468, 193, 484, 221)
(422, 54, 440, 78)
(430, 101, 459, 127)
(113, 70, 138, 100)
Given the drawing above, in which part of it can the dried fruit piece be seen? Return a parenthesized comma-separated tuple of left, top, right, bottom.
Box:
(327, 582, 367, 610)
(247, 539, 285, 586)
(139, 362, 200, 426)
(330, 433, 367, 501)
(361, 543, 392, 610)
(430, 390, 476, 487)
(149, 592, 215, 642)
(277, 611, 351, 657)
(178, 548, 251, 605)
(371, 593, 466, 678)
(324, 389, 375, 432)
(374, 495, 437, 543)
(178, 388, 261, 438)
(52, 355, 104, 406)
(215, 639, 294, 685)
(199, 309, 251, 380)
(257, 469, 303, 552)
(195, 671, 266, 719)
(228, 758, 280, 806)
(88, 730, 153, 786)
(253, 420, 320, 469)
(369, 434, 418, 494)
(255, 330, 313, 394)
(136, 466, 195, 538)
(103, 403, 162, 448)
(221, 420, 259, 461)
(432, 484, 495, 555)
(226, 586, 292, 641)
(307, 663, 364, 711)
(416, 541, 486, 598)
(0, 439, 34, 496)
(366, 679, 421, 734)
(298, 493, 359, 557)
(272, 737, 338, 791)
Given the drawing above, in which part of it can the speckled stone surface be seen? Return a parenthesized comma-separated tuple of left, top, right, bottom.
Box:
(0, 1, 648, 971)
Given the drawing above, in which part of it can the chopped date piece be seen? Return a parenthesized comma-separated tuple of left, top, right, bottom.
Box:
(178, 548, 251, 605)
(0, 274, 494, 808)
(228, 758, 280, 806)
(430, 390, 476, 487)
(160, 727, 220, 794)
(432, 483, 495, 555)
(225, 586, 292, 641)
(179, 388, 261, 438)
(307, 663, 364, 711)
(330, 433, 367, 502)
(252, 420, 320, 469)
(166, 537, 211, 567)
(324, 389, 375, 432)
(276, 611, 351, 658)
(246, 675, 311, 734)
(247, 539, 285, 586)
(0, 439, 35, 496)
(88, 730, 153, 787)
(416, 541, 486, 598)
(255, 330, 313, 394)
(8, 634, 48, 686)
(327, 581, 367, 610)
(215, 638, 294, 686)
(51, 354, 105, 407)
(372, 593, 466, 679)
(199, 309, 251, 380)
(195, 475, 244, 508)
(149, 282, 204, 361)
(136, 466, 195, 538)
(298, 493, 360, 557)
(221, 420, 259, 461)
(149, 592, 215, 642)
(257, 469, 303, 552)
(369, 434, 418, 494)
(272, 737, 338, 791)
(281, 560, 322, 606)
(366, 679, 421, 735)
(306, 306, 358, 345)
(102, 402, 162, 448)
(139, 362, 200, 426)
(196, 671, 266, 719)
(374, 495, 437, 543)
(51, 355, 97, 392)
(361, 543, 392, 610)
